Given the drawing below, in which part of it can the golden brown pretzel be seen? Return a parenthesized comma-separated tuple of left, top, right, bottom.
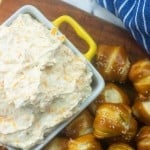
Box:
(129, 59, 150, 97)
(136, 126, 150, 150)
(68, 134, 102, 150)
(96, 45, 130, 83)
(44, 137, 69, 150)
(88, 83, 129, 115)
(132, 96, 150, 125)
(93, 103, 137, 142)
(62, 110, 94, 138)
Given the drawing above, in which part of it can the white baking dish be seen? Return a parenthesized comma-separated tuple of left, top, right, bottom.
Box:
(2, 5, 105, 150)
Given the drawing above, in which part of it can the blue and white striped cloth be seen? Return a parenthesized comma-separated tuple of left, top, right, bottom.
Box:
(96, 0, 150, 54)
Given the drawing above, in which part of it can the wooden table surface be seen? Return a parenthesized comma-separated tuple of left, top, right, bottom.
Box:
(0, 0, 149, 63)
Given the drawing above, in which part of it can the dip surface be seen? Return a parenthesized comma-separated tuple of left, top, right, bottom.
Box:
(0, 14, 92, 149)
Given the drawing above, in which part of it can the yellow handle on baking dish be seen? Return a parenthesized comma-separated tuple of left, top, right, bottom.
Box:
(52, 15, 97, 61)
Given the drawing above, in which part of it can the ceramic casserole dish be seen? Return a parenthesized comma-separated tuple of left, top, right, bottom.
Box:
(2, 5, 105, 150)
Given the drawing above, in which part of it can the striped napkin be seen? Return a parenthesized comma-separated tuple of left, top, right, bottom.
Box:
(96, 0, 150, 54)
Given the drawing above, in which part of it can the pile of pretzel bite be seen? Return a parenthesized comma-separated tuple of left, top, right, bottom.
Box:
(43, 45, 150, 150)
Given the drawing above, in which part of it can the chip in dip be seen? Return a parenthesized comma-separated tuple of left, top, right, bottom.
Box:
(0, 14, 92, 149)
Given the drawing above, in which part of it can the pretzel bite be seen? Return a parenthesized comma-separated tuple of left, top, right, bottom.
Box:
(129, 59, 150, 97)
(98, 83, 129, 104)
(96, 45, 130, 83)
(136, 126, 150, 150)
(132, 97, 150, 125)
(108, 143, 134, 150)
(93, 103, 137, 142)
(68, 134, 102, 150)
(62, 110, 94, 138)
(88, 83, 129, 115)
(44, 137, 69, 150)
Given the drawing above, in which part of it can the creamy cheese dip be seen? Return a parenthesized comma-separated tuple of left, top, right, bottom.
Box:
(0, 14, 92, 149)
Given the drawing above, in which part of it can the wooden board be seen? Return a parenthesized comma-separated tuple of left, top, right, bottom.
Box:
(0, 1, 149, 149)
(0, 0, 149, 63)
